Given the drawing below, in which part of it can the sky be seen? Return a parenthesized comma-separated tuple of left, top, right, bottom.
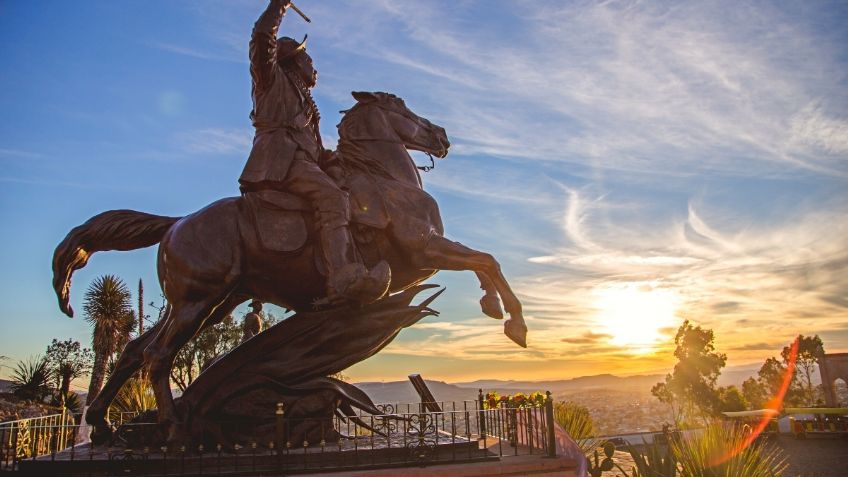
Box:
(1, 0, 846, 386)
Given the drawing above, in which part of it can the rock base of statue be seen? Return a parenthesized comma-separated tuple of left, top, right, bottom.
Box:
(118, 285, 444, 447)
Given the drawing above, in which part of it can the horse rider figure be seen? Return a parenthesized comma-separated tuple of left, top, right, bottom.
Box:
(240, 0, 391, 304)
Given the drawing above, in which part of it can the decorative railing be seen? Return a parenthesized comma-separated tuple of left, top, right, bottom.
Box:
(0, 411, 76, 471)
(2, 393, 574, 475)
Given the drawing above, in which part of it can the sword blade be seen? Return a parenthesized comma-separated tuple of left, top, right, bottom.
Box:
(289, 2, 312, 23)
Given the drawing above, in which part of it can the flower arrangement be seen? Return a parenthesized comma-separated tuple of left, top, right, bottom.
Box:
(484, 391, 547, 409)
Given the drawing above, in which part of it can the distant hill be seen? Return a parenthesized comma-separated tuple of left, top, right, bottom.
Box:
(716, 362, 761, 387)
(355, 380, 478, 405)
(0, 379, 11, 393)
(353, 373, 667, 405)
(453, 373, 665, 394)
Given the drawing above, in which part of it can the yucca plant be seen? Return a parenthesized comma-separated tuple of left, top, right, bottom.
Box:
(625, 438, 678, 477)
(84, 275, 135, 405)
(672, 423, 787, 477)
(51, 391, 83, 414)
(10, 355, 52, 401)
(108, 377, 156, 424)
(553, 400, 599, 454)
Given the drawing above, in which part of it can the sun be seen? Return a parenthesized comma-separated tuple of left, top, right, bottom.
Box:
(593, 283, 680, 354)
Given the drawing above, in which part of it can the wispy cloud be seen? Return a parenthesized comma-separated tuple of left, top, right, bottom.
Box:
(136, 0, 848, 375)
(175, 128, 252, 155)
(562, 331, 613, 345)
(318, 0, 848, 178)
(0, 176, 141, 191)
(521, 185, 848, 363)
(0, 149, 45, 160)
(146, 41, 245, 64)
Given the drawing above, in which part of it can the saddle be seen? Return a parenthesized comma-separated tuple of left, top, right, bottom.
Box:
(244, 173, 390, 255)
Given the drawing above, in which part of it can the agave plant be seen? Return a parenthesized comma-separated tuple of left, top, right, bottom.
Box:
(108, 377, 156, 424)
(10, 355, 52, 402)
(51, 391, 83, 414)
(553, 400, 599, 454)
(626, 438, 678, 477)
(671, 423, 787, 477)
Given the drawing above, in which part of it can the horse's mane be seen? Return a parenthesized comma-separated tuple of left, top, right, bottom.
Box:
(335, 106, 395, 180)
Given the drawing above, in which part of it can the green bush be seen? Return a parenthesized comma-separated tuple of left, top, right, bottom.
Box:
(553, 400, 597, 454)
(672, 424, 787, 477)
(10, 355, 52, 402)
(108, 377, 156, 423)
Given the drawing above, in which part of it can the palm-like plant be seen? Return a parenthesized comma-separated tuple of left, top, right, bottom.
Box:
(10, 355, 52, 402)
(108, 377, 156, 424)
(83, 275, 135, 405)
(554, 400, 598, 454)
(672, 424, 787, 477)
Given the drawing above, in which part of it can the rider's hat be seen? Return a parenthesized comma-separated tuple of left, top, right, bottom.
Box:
(277, 35, 308, 62)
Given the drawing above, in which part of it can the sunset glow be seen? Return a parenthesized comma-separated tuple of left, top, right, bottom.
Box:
(593, 283, 680, 354)
(0, 1, 846, 384)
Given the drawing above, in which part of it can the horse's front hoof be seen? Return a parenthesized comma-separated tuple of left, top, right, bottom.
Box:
(504, 319, 527, 348)
(89, 425, 113, 445)
(480, 294, 504, 320)
(164, 423, 188, 448)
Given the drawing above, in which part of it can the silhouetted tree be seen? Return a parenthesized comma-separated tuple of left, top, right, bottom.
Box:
(45, 338, 93, 399)
(717, 385, 748, 412)
(171, 315, 241, 391)
(782, 334, 824, 406)
(84, 275, 135, 405)
(757, 357, 786, 397)
(652, 320, 727, 423)
(742, 377, 766, 409)
(169, 307, 282, 391)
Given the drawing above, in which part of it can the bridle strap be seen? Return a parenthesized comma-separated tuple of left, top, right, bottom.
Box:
(339, 136, 436, 172)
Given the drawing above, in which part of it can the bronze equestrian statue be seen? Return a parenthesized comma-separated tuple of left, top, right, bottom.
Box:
(52, 0, 527, 445)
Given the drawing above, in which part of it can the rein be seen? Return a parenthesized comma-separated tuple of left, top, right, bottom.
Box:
(339, 136, 436, 173)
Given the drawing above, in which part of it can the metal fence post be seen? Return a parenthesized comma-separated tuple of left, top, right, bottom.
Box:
(545, 391, 556, 458)
(477, 389, 486, 437)
(275, 402, 285, 472)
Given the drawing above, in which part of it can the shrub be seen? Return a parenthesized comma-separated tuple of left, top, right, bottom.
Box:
(553, 400, 597, 454)
(10, 356, 52, 402)
(108, 377, 156, 423)
(671, 424, 787, 477)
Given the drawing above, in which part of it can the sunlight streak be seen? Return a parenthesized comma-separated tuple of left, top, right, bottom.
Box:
(710, 337, 799, 467)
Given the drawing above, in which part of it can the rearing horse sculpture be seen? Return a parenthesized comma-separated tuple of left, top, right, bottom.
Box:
(53, 91, 527, 443)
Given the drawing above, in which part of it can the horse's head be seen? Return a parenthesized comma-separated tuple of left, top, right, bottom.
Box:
(338, 91, 450, 158)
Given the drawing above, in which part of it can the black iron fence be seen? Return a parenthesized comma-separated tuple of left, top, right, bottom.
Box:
(1, 392, 562, 475)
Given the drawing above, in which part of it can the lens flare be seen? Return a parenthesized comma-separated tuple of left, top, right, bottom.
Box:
(708, 337, 799, 467)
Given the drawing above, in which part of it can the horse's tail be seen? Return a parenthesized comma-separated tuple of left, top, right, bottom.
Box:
(52, 210, 181, 318)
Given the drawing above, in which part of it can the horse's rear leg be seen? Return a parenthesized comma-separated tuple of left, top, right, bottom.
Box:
(85, 318, 165, 443)
(143, 294, 241, 445)
(414, 236, 526, 347)
(144, 299, 219, 444)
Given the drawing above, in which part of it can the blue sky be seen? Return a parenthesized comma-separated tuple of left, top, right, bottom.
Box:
(1, 0, 846, 384)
